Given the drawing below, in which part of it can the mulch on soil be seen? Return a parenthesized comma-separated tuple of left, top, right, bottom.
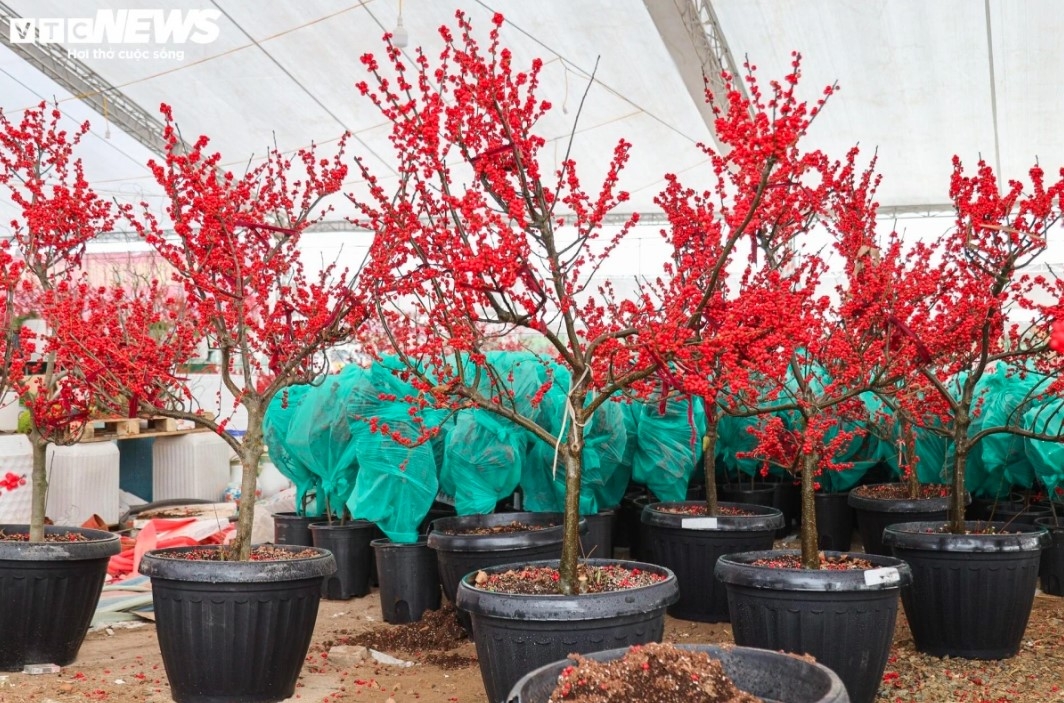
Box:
(549, 642, 761, 703)
(330, 604, 470, 654)
(472, 563, 666, 594)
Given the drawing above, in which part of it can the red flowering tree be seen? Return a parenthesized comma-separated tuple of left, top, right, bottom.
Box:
(896, 157, 1064, 533)
(67, 107, 373, 559)
(0, 103, 115, 541)
(347, 14, 830, 591)
(650, 57, 837, 524)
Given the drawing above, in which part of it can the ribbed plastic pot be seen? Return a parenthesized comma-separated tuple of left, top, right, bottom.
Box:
(882, 521, 1050, 659)
(772, 480, 801, 538)
(371, 537, 441, 623)
(1035, 517, 1064, 595)
(0, 525, 120, 671)
(580, 509, 615, 559)
(426, 512, 576, 606)
(989, 502, 1052, 526)
(456, 558, 678, 703)
(310, 520, 375, 599)
(508, 643, 850, 703)
(720, 483, 777, 508)
(640, 501, 783, 622)
(848, 484, 951, 556)
(272, 512, 318, 546)
(716, 549, 909, 703)
(139, 544, 336, 703)
(814, 491, 854, 551)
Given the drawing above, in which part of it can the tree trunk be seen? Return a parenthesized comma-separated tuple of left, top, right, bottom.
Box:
(29, 429, 47, 542)
(901, 418, 920, 500)
(704, 408, 720, 516)
(558, 413, 586, 595)
(949, 418, 969, 533)
(799, 450, 820, 569)
(231, 402, 264, 560)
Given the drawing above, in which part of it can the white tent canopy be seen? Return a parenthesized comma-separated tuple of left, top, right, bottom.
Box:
(2, 0, 1063, 251)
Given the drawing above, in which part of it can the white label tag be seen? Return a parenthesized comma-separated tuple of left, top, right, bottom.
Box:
(864, 567, 900, 587)
(681, 517, 719, 530)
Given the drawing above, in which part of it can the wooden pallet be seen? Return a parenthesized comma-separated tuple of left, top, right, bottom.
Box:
(78, 416, 178, 441)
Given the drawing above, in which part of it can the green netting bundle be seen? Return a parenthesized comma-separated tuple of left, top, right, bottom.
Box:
(521, 389, 629, 515)
(1023, 398, 1064, 499)
(438, 351, 545, 515)
(974, 364, 1053, 492)
(284, 366, 366, 517)
(630, 396, 705, 502)
(345, 359, 444, 542)
(264, 384, 324, 517)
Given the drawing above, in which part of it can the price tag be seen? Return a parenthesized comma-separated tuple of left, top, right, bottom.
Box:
(863, 567, 900, 587)
(681, 517, 719, 530)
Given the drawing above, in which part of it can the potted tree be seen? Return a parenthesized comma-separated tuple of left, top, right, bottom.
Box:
(347, 14, 696, 702)
(57, 107, 378, 702)
(635, 52, 855, 623)
(881, 156, 1064, 659)
(711, 61, 935, 703)
(0, 103, 121, 671)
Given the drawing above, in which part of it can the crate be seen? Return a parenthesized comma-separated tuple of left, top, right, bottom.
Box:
(0, 434, 33, 523)
(45, 442, 120, 526)
(79, 416, 178, 441)
(153, 433, 232, 502)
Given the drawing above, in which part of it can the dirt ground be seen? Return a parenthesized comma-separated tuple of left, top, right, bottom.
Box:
(2, 585, 1063, 703)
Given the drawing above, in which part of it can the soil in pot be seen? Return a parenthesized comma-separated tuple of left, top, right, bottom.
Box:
(544, 642, 760, 703)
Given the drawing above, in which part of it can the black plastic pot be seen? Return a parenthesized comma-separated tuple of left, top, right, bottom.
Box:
(310, 520, 375, 599)
(426, 512, 575, 607)
(716, 549, 909, 703)
(615, 490, 657, 558)
(580, 509, 615, 559)
(139, 544, 336, 703)
(640, 501, 783, 622)
(0, 525, 120, 671)
(720, 482, 777, 508)
(272, 512, 319, 546)
(418, 501, 458, 534)
(848, 484, 951, 556)
(814, 491, 854, 551)
(882, 521, 1050, 659)
(1035, 517, 1064, 596)
(989, 501, 1052, 527)
(508, 642, 850, 703)
(772, 480, 801, 538)
(371, 537, 441, 623)
(456, 558, 678, 703)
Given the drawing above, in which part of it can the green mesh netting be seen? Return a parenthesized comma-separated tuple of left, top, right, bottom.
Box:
(1023, 398, 1064, 499)
(264, 385, 324, 517)
(345, 359, 442, 542)
(976, 365, 1053, 492)
(630, 396, 705, 502)
(284, 366, 365, 518)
